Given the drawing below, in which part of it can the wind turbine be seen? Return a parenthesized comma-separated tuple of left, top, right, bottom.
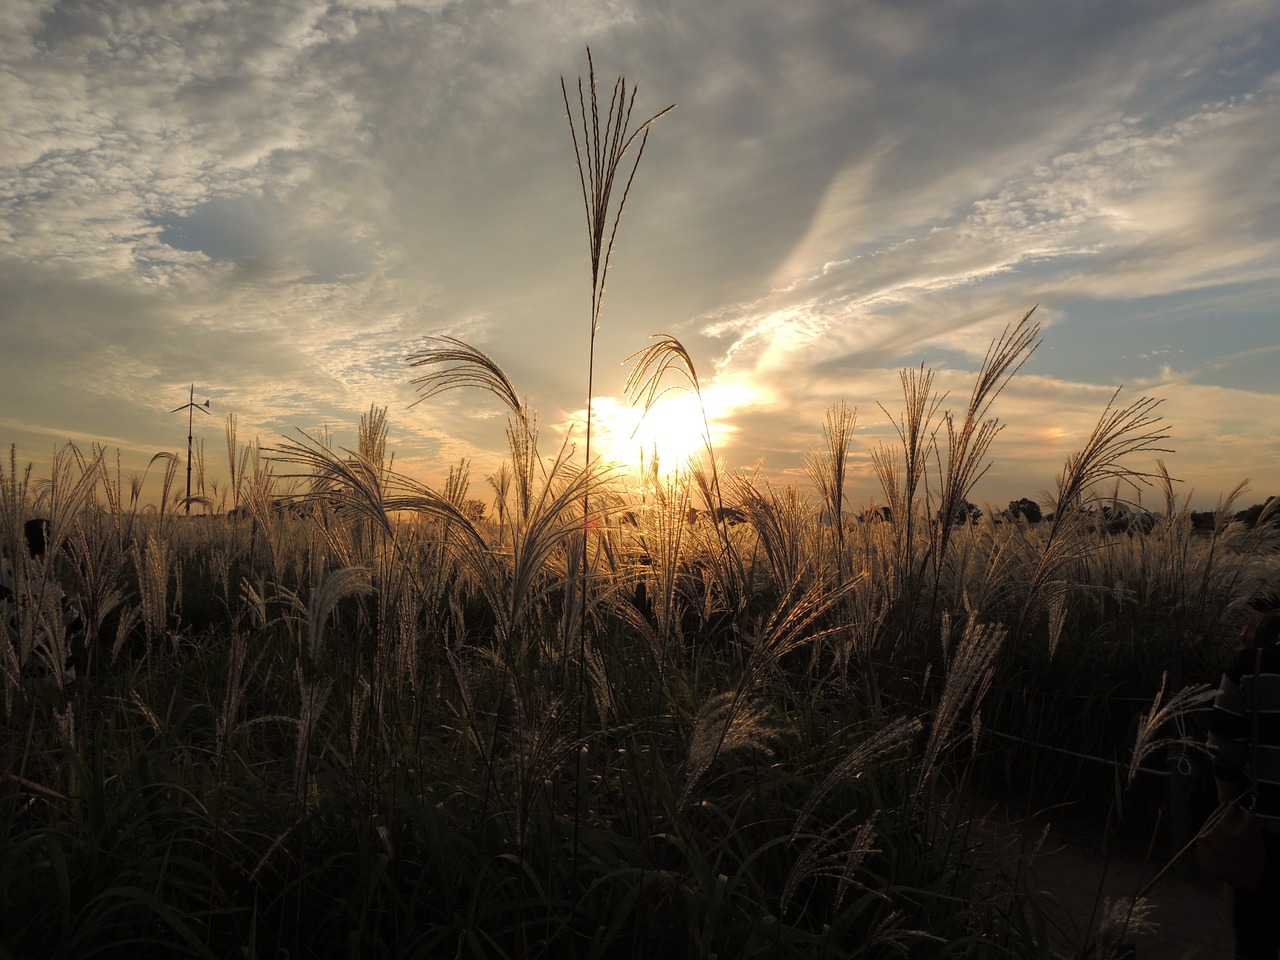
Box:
(171, 384, 211, 516)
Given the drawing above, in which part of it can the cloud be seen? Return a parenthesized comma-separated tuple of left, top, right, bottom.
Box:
(1, 0, 1278, 509)
(688, 57, 1280, 501)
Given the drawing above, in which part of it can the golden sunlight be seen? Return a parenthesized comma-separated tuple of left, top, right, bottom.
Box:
(591, 391, 717, 478)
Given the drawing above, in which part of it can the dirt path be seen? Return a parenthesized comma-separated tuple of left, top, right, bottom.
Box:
(997, 814, 1232, 958)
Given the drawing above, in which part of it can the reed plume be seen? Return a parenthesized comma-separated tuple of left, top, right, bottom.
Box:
(794, 717, 923, 833)
(873, 363, 942, 586)
(625, 333, 746, 611)
(1127, 672, 1214, 785)
(562, 50, 673, 477)
(917, 617, 1004, 793)
(407, 335, 527, 426)
(679, 689, 777, 807)
(1013, 390, 1173, 644)
(804, 401, 857, 576)
(931, 308, 1040, 566)
(131, 533, 170, 652)
(1051, 390, 1171, 523)
(302, 564, 374, 666)
(782, 814, 878, 918)
(31, 443, 102, 558)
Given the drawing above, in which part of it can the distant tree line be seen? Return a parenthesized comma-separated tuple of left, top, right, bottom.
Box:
(959, 495, 1277, 533)
(840, 495, 1277, 531)
(994, 495, 1277, 532)
(1190, 495, 1278, 531)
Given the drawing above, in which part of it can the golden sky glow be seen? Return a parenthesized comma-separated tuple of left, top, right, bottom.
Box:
(577, 382, 753, 484)
(2, 0, 1279, 511)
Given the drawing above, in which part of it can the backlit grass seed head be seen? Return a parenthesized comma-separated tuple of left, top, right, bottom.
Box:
(562, 49, 674, 335)
(804, 400, 857, 567)
(934, 311, 1040, 503)
(305, 565, 374, 664)
(796, 717, 923, 834)
(782, 816, 878, 917)
(919, 618, 1004, 791)
(1128, 672, 1214, 785)
(131, 534, 170, 649)
(1051, 391, 1171, 522)
(216, 631, 251, 762)
(406, 336, 527, 429)
(130, 690, 162, 736)
(746, 575, 860, 684)
(1095, 895, 1156, 960)
(680, 690, 777, 806)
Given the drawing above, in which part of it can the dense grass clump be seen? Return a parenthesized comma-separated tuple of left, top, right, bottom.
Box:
(3, 366, 1273, 958)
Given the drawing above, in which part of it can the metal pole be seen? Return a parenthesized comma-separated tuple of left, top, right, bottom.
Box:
(171, 385, 211, 516)
(186, 385, 194, 515)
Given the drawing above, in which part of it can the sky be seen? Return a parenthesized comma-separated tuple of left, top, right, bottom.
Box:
(2, 0, 1279, 514)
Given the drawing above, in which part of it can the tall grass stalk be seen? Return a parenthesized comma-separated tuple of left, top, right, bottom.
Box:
(561, 51, 673, 485)
(804, 401, 857, 579)
(1013, 390, 1173, 646)
(930, 309, 1040, 579)
(626, 334, 745, 613)
(560, 52, 673, 874)
(872, 362, 942, 601)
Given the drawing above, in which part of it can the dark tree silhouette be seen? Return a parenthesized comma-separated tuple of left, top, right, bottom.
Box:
(1007, 497, 1042, 523)
(940, 500, 982, 524)
(1235, 497, 1277, 528)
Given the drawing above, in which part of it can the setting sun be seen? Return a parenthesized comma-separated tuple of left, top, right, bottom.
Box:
(591, 391, 712, 477)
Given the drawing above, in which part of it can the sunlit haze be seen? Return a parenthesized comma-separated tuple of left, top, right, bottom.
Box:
(586, 381, 751, 486)
(3, 0, 1279, 512)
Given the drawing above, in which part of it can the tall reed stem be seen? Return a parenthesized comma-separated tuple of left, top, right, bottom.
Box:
(562, 50, 673, 480)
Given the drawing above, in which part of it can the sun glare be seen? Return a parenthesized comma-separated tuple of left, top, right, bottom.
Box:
(593, 392, 716, 478)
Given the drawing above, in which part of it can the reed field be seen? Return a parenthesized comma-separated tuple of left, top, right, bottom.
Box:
(3, 56, 1279, 960)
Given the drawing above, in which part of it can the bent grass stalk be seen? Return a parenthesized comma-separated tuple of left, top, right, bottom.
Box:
(626, 333, 744, 609)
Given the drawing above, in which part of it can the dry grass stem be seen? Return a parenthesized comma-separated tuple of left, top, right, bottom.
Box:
(1127, 673, 1215, 785)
